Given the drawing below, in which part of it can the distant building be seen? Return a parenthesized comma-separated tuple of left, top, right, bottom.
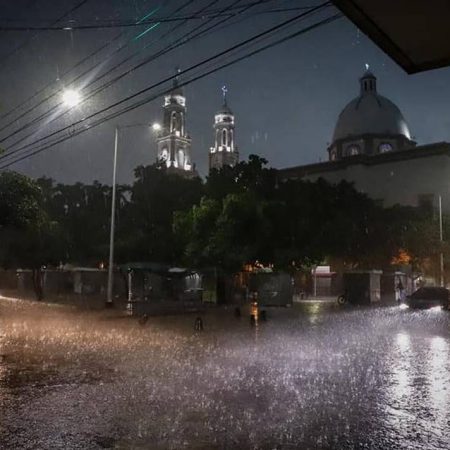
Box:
(209, 87, 239, 173)
(279, 69, 450, 212)
(155, 73, 197, 177)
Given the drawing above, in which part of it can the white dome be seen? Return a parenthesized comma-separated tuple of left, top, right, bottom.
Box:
(332, 71, 411, 143)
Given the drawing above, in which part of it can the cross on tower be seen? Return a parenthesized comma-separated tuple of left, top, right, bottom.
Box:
(222, 85, 228, 104)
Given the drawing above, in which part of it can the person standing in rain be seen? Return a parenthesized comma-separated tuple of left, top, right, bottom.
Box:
(396, 279, 405, 304)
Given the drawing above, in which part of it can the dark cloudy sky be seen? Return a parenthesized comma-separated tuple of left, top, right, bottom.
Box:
(1, 0, 450, 185)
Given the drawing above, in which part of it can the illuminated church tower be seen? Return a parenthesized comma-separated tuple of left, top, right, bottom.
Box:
(156, 72, 196, 176)
(209, 86, 239, 173)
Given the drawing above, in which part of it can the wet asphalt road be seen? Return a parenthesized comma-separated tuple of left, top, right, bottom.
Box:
(0, 297, 449, 449)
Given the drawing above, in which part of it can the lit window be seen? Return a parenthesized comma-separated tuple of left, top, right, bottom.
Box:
(346, 145, 360, 156)
(379, 142, 392, 153)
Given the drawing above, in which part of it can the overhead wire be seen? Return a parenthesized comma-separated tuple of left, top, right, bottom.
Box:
(0, 0, 230, 143)
(0, 0, 280, 128)
(0, 3, 172, 134)
(1, 2, 331, 159)
(0, 4, 323, 30)
(0, 3, 338, 168)
(0, 12, 342, 170)
(0, 0, 90, 65)
(0, 0, 273, 147)
(0, 4, 163, 124)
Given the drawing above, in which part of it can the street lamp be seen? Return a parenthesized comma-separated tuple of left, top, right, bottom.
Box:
(62, 89, 81, 107)
(106, 123, 157, 307)
(152, 122, 161, 132)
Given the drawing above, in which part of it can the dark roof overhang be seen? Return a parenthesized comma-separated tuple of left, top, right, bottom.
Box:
(331, 0, 450, 74)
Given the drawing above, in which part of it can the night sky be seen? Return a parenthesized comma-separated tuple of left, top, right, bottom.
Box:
(1, 0, 450, 185)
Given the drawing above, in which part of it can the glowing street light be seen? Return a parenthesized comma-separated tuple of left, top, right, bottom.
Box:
(62, 89, 81, 107)
(152, 122, 161, 132)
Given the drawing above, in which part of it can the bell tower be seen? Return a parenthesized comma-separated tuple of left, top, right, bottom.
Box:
(156, 70, 195, 175)
(209, 86, 239, 173)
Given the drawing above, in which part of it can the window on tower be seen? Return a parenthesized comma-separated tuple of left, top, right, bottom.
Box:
(345, 145, 360, 156)
(379, 142, 393, 153)
(222, 129, 227, 146)
(160, 148, 169, 165)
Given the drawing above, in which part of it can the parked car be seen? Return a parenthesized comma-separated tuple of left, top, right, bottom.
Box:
(405, 287, 450, 310)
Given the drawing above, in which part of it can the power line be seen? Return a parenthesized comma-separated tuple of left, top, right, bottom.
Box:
(1, 0, 271, 146)
(0, 0, 216, 146)
(2, 2, 330, 157)
(0, 5, 322, 31)
(0, 4, 163, 124)
(0, 0, 278, 128)
(0, 4, 337, 168)
(0, 13, 342, 170)
(0, 0, 90, 65)
(2, 2, 326, 154)
(0, 2, 197, 137)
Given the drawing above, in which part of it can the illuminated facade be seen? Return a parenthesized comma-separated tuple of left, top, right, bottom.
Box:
(279, 70, 450, 213)
(156, 76, 196, 177)
(209, 87, 239, 173)
(328, 69, 416, 161)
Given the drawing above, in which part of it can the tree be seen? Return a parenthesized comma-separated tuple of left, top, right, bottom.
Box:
(37, 177, 129, 266)
(0, 171, 62, 299)
(116, 164, 203, 264)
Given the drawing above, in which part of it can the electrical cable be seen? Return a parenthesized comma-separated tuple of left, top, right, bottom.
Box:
(0, 6, 339, 168)
(0, 4, 163, 123)
(0, 5, 323, 30)
(1, 3, 331, 159)
(0, 13, 342, 170)
(2, 2, 327, 155)
(0, 0, 272, 146)
(0, 0, 280, 129)
(0, 0, 90, 65)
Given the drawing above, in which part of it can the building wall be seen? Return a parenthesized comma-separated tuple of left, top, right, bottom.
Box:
(280, 143, 450, 212)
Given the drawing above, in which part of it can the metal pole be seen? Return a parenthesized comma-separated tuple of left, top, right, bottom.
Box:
(106, 126, 119, 307)
(313, 267, 317, 297)
(439, 195, 444, 287)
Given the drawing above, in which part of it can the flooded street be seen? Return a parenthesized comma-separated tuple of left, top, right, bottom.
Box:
(0, 297, 449, 449)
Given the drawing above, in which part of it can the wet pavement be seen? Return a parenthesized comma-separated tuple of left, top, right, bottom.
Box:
(0, 296, 449, 449)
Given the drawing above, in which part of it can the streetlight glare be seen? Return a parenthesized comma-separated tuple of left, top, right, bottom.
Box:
(152, 122, 161, 131)
(62, 89, 81, 107)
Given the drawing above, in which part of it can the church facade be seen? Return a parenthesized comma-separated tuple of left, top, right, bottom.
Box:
(154, 79, 239, 177)
(279, 69, 450, 213)
(209, 88, 239, 172)
(155, 77, 197, 177)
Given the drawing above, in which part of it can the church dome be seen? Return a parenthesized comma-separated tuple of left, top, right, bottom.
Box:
(332, 70, 411, 143)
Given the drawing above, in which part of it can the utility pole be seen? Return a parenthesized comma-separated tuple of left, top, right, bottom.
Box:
(105, 123, 158, 307)
(106, 126, 119, 307)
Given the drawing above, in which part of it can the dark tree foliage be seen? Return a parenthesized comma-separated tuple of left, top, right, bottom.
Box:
(2, 159, 446, 280)
(115, 164, 203, 264)
(0, 171, 62, 299)
(37, 177, 123, 265)
(175, 155, 443, 274)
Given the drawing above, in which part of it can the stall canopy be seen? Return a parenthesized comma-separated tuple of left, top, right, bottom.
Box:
(332, 0, 450, 73)
(120, 262, 195, 277)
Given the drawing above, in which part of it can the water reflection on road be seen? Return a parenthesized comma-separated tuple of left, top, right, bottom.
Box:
(0, 297, 449, 449)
